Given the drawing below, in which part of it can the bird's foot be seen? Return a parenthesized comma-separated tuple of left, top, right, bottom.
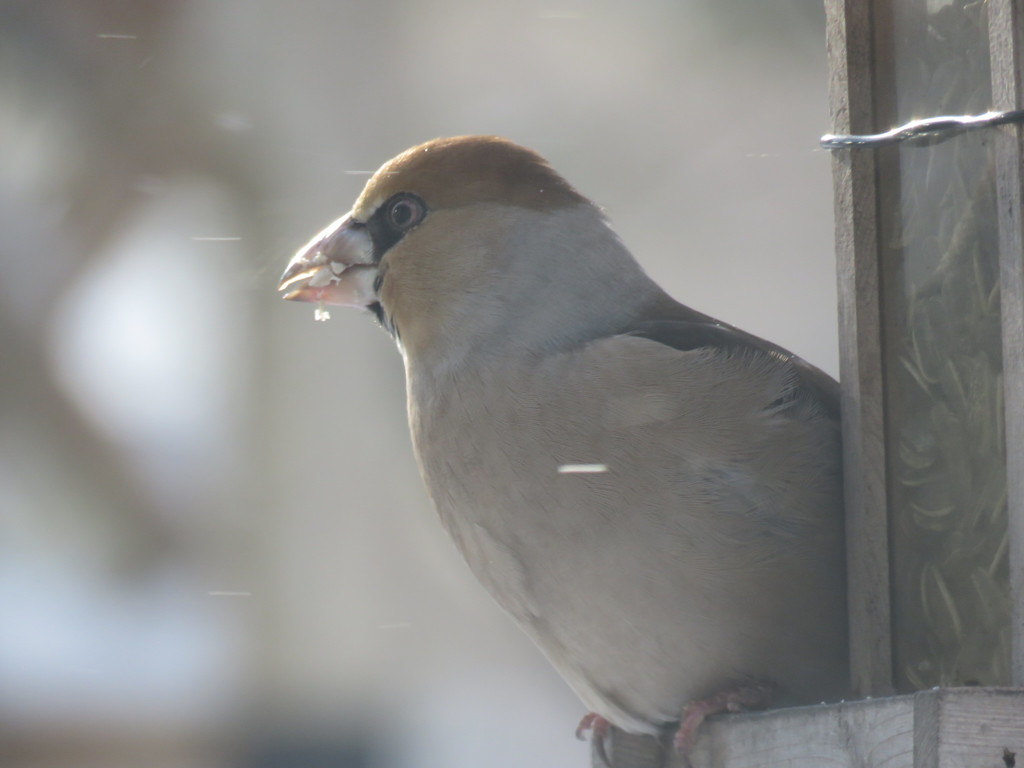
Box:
(576, 712, 612, 765)
(673, 680, 776, 755)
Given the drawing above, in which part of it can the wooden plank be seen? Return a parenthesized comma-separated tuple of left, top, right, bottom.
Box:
(825, 0, 894, 697)
(690, 695, 914, 768)
(914, 688, 1024, 768)
(593, 689, 1024, 767)
(678, 688, 1023, 768)
(988, 0, 1024, 689)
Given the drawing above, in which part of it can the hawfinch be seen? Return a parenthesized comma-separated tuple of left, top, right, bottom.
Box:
(279, 136, 848, 757)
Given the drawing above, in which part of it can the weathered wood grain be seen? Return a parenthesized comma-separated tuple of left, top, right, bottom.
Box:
(988, 0, 1024, 689)
(825, 0, 894, 698)
(681, 688, 1022, 768)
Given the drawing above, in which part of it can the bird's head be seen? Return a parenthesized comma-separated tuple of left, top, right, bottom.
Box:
(279, 136, 656, 361)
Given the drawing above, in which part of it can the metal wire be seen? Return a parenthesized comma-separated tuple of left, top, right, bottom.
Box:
(820, 108, 1024, 149)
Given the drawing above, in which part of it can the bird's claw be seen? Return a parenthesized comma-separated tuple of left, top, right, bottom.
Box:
(576, 712, 612, 765)
(673, 680, 776, 755)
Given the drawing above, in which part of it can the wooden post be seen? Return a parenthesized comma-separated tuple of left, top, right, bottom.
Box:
(989, 0, 1024, 688)
(825, 0, 895, 697)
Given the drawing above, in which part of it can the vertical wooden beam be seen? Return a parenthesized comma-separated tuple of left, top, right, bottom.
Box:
(825, 0, 894, 696)
(988, 0, 1024, 687)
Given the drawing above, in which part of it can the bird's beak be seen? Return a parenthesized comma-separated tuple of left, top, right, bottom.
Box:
(278, 212, 378, 308)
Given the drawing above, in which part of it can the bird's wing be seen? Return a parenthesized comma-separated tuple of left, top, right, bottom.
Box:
(619, 318, 840, 422)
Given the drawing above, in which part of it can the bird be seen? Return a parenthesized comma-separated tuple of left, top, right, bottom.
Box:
(278, 135, 848, 759)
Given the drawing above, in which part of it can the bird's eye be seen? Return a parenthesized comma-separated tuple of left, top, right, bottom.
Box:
(386, 194, 425, 230)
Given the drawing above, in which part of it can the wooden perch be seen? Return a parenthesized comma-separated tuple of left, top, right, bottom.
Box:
(593, 688, 1023, 768)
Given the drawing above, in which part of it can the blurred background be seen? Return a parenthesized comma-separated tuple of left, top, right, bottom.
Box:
(0, 1, 837, 766)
